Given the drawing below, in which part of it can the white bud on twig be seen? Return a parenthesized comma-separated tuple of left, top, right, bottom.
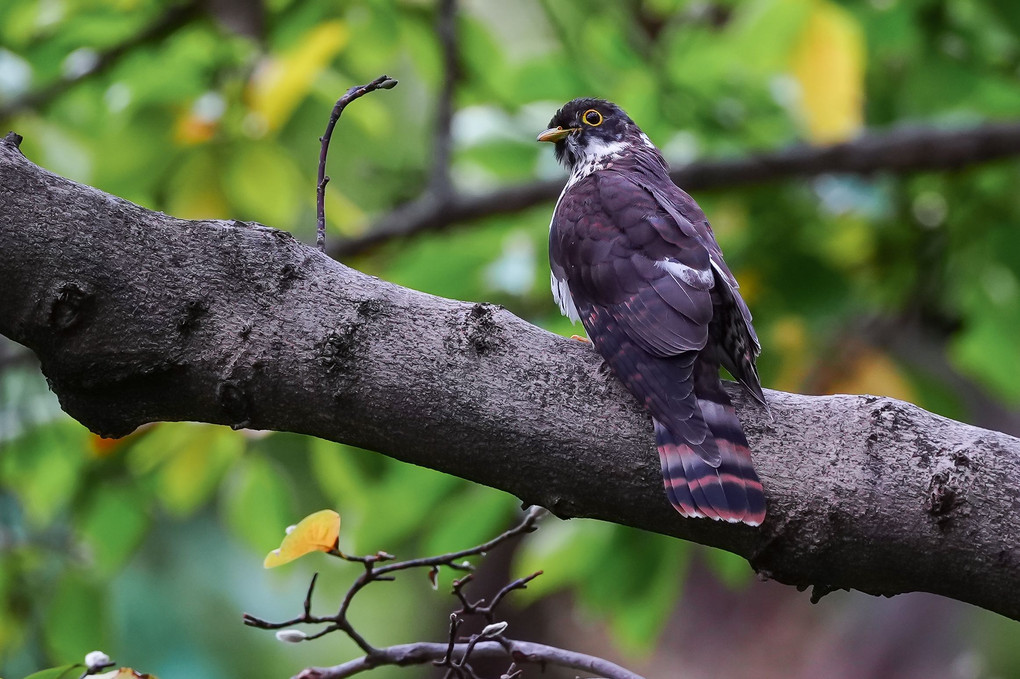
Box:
(84, 650, 111, 669)
(480, 621, 508, 638)
(275, 629, 308, 643)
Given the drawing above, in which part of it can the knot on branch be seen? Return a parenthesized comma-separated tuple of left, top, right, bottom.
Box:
(2, 131, 23, 151)
(926, 449, 974, 525)
(50, 282, 94, 331)
(455, 303, 505, 356)
(176, 298, 209, 334)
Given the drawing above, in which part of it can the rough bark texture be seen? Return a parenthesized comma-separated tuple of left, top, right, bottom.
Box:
(1, 132, 1018, 621)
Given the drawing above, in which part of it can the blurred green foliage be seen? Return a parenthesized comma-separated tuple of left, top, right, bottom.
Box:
(2, 0, 1020, 677)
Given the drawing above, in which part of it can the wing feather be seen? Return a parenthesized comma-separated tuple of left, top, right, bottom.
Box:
(550, 171, 714, 358)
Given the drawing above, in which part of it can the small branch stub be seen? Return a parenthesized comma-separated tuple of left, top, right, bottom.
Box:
(316, 75, 398, 252)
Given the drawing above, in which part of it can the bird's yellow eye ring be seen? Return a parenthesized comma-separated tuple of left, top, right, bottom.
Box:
(582, 109, 603, 127)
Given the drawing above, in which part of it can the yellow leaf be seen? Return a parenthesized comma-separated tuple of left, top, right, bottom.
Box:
(264, 509, 341, 568)
(247, 21, 349, 134)
(789, 0, 865, 143)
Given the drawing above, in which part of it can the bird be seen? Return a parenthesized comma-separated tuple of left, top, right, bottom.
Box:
(538, 98, 767, 526)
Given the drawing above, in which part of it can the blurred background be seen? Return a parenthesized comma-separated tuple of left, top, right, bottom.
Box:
(2, 0, 1020, 677)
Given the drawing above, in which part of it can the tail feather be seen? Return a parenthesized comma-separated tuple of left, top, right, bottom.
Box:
(654, 394, 765, 526)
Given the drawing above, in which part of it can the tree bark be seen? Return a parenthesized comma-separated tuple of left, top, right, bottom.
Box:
(1, 131, 1018, 621)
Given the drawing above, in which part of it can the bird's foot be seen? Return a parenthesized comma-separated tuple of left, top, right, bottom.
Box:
(570, 334, 591, 344)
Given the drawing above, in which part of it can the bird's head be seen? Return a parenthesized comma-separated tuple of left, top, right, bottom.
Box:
(537, 98, 648, 171)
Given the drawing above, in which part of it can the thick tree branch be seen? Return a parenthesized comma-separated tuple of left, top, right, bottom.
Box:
(294, 640, 644, 679)
(2, 132, 1019, 621)
(333, 120, 1020, 257)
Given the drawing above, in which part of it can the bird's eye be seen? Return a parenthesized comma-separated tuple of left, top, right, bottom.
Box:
(583, 109, 603, 127)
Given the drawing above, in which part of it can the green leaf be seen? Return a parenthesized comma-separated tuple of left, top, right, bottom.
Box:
(422, 487, 517, 558)
(43, 575, 109, 663)
(512, 518, 615, 601)
(222, 454, 295, 553)
(702, 546, 753, 588)
(23, 665, 82, 679)
(223, 142, 303, 228)
(128, 424, 244, 517)
(77, 485, 150, 576)
(1, 419, 88, 526)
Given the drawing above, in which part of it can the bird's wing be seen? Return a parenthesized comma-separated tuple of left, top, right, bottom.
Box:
(644, 180, 762, 355)
(550, 170, 714, 359)
(550, 170, 720, 453)
(641, 180, 766, 404)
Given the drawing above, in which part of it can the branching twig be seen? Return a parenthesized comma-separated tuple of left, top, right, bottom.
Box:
(243, 507, 638, 678)
(243, 508, 551, 668)
(316, 75, 398, 252)
(332, 120, 1020, 257)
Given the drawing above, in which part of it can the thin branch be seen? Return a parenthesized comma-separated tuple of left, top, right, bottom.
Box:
(331, 120, 1020, 257)
(293, 640, 645, 679)
(242, 506, 628, 678)
(316, 75, 398, 251)
(372, 505, 545, 579)
(436, 614, 463, 669)
(303, 573, 319, 616)
(0, 0, 203, 121)
(477, 572, 542, 620)
(428, 0, 460, 200)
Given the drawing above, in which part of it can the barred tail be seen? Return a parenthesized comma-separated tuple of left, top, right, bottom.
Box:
(654, 385, 765, 526)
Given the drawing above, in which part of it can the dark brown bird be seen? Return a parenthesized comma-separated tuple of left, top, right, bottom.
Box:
(539, 98, 767, 525)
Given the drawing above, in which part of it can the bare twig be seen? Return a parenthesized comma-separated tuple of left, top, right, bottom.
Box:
(242, 506, 631, 678)
(436, 614, 463, 669)
(302, 572, 319, 616)
(371, 505, 546, 579)
(316, 75, 398, 252)
(332, 120, 1020, 257)
(0, 0, 203, 121)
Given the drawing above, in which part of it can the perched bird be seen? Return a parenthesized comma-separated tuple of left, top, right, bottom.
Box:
(538, 98, 767, 526)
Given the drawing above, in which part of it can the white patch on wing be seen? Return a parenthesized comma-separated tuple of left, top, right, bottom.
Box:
(655, 258, 714, 290)
(550, 271, 580, 323)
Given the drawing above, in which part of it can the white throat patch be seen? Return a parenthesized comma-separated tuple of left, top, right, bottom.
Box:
(565, 138, 630, 188)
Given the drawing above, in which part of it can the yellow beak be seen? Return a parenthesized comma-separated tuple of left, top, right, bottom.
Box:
(537, 126, 578, 143)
